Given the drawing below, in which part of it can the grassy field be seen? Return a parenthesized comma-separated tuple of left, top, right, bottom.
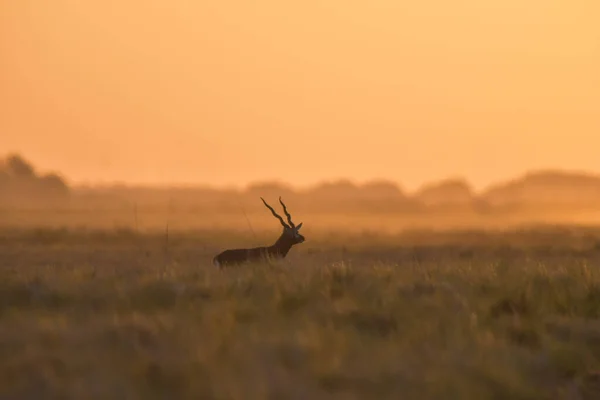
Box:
(2, 226, 600, 399)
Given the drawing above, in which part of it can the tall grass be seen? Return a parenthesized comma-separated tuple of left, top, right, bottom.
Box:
(1, 227, 600, 399)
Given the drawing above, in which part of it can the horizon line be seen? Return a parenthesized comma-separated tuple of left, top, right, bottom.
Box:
(69, 167, 600, 195)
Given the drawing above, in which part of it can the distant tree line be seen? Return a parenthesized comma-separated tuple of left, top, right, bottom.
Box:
(0, 154, 69, 205)
(5, 152, 600, 213)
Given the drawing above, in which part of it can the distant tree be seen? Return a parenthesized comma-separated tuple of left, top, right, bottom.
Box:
(310, 179, 360, 197)
(5, 154, 36, 178)
(415, 178, 474, 207)
(0, 153, 70, 205)
(246, 181, 295, 196)
(39, 173, 69, 197)
(361, 180, 405, 198)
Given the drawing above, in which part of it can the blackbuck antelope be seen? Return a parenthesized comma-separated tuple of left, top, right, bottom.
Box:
(212, 197, 305, 267)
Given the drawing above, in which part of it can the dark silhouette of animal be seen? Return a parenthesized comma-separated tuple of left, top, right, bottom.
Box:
(212, 197, 305, 267)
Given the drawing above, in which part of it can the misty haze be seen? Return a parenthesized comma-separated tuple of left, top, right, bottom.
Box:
(2, 1, 600, 399)
(3, 153, 600, 232)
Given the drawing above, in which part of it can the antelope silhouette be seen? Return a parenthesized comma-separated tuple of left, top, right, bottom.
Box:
(212, 197, 305, 268)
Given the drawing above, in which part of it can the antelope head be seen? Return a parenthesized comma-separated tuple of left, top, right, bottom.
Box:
(261, 196, 305, 245)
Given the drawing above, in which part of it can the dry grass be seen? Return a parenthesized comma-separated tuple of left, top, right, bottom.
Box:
(2, 226, 600, 399)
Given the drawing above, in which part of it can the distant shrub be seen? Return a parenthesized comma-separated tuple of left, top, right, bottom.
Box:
(0, 153, 70, 206)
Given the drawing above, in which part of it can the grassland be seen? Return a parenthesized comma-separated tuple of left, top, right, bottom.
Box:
(2, 226, 600, 399)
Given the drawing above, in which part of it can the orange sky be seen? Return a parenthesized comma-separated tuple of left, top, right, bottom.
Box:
(1, 0, 599, 190)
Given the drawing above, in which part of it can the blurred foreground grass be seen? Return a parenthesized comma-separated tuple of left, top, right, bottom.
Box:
(2, 226, 600, 399)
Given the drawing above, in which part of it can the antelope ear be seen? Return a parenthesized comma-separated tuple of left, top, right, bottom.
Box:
(295, 222, 303, 230)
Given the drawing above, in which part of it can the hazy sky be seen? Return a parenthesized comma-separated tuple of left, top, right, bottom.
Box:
(1, 1, 599, 190)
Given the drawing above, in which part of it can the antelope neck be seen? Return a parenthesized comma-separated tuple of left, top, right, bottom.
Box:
(268, 233, 295, 257)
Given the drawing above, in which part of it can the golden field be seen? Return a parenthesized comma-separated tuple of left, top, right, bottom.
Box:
(2, 226, 600, 399)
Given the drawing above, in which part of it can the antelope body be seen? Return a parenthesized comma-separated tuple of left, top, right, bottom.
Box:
(212, 197, 305, 268)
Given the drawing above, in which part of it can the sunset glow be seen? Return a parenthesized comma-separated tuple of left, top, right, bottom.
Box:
(1, 0, 598, 190)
